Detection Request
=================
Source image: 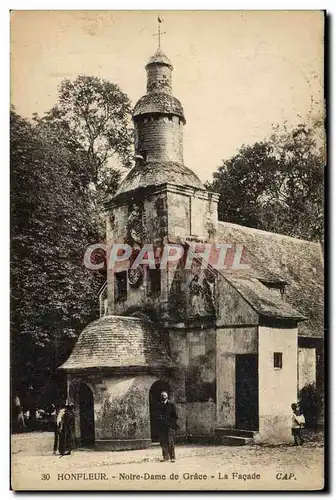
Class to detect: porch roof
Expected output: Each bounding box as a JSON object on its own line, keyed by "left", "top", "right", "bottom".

{"left": 60, "top": 315, "right": 173, "bottom": 371}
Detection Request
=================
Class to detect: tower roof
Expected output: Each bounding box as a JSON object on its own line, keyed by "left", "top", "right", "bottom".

{"left": 146, "top": 47, "right": 173, "bottom": 69}
{"left": 114, "top": 160, "right": 204, "bottom": 198}
{"left": 133, "top": 93, "right": 185, "bottom": 122}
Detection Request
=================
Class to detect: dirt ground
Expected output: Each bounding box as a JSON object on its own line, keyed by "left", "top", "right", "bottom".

{"left": 11, "top": 431, "right": 325, "bottom": 492}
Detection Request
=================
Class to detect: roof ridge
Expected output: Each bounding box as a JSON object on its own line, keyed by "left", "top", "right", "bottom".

{"left": 218, "top": 220, "right": 321, "bottom": 246}
{"left": 225, "top": 274, "right": 306, "bottom": 320}
{"left": 93, "top": 314, "right": 148, "bottom": 322}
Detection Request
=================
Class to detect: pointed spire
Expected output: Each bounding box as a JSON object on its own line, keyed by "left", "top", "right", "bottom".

{"left": 147, "top": 16, "right": 172, "bottom": 70}
{"left": 155, "top": 16, "right": 166, "bottom": 49}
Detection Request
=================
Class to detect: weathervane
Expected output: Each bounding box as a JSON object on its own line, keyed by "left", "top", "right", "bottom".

{"left": 153, "top": 16, "right": 166, "bottom": 49}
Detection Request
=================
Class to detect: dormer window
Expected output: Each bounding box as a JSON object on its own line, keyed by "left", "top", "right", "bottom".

{"left": 258, "top": 278, "right": 288, "bottom": 300}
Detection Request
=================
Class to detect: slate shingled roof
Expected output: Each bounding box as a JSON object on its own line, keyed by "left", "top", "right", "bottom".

{"left": 186, "top": 244, "right": 304, "bottom": 323}
{"left": 217, "top": 221, "right": 324, "bottom": 337}
{"left": 114, "top": 160, "right": 204, "bottom": 197}
{"left": 133, "top": 93, "right": 185, "bottom": 122}
{"left": 60, "top": 315, "right": 173, "bottom": 370}
{"left": 225, "top": 275, "right": 305, "bottom": 321}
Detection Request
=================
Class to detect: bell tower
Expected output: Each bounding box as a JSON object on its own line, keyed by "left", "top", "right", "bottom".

{"left": 133, "top": 47, "right": 185, "bottom": 165}
{"left": 105, "top": 28, "right": 220, "bottom": 318}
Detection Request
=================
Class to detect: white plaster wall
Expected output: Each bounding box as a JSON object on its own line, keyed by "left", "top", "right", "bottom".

{"left": 298, "top": 347, "right": 316, "bottom": 390}
{"left": 258, "top": 326, "right": 297, "bottom": 443}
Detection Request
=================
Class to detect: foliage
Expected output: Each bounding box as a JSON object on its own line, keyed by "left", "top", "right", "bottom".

{"left": 299, "top": 383, "right": 323, "bottom": 429}
{"left": 37, "top": 75, "right": 134, "bottom": 200}
{"left": 10, "top": 109, "right": 105, "bottom": 406}
{"left": 207, "top": 123, "right": 325, "bottom": 242}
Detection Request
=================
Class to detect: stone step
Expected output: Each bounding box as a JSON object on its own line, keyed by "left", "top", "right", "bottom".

{"left": 217, "top": 435, "right": 252, "bottom": 446}
{"left": 215, "top": 428, "right": 256, "bottom": 439}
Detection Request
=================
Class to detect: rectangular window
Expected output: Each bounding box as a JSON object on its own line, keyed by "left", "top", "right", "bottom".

{"left": 115, "top": 271, "right": 127, "bottom": 302}
{"left": 155, "top": 197, "right": 164, "bottom": 213}
{"left": 148, "top": 267, "right": 161, "bottom": 297}
{"left": 274, "top": 352, "right": 283, "bottom": 369}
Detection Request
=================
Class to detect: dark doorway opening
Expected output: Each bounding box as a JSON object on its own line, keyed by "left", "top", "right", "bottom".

{"left": 149, "top": 380, "right": 170, "bottom": 442}
{"left": 79, "top": 383, "right": 95, "bottom": 446}
{"left": 235, "top": 354, "right": 258, "bottom": 430}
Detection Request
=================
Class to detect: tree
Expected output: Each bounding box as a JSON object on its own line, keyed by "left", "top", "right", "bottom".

{"left": 207, "top": 123, "right": 324, "bottom": 242}
{"left": 37, "top": 75, "right": 134, "bottom": 199}
{"left": 11, "top": 109, "right": 105, "bottom": 410}
{"left": 11, "top": 75, "right": 134, "bottom": 414}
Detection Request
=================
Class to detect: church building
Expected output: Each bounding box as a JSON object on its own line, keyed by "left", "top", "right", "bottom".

{"left": 61, "top": 44, "right": 324, "bottom": 448}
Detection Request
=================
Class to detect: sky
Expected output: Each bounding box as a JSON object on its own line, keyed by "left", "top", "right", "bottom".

{"left": 10, "top": 10, "right": 324, "bottom": 182}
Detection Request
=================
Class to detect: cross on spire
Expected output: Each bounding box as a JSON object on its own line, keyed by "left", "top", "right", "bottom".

{"left": 153, "top": 16, "right": 166, "bottom": 49}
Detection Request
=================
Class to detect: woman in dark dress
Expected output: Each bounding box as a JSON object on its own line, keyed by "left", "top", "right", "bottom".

{"left": 59, "top": 404, "right": 74, "bottom": 456}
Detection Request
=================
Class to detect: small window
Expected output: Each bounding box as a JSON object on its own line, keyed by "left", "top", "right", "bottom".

{"left": 148, "top": 267, "right": 161, "bottom": 297}
{"left": 140, "top": 150, "right": 147, "bottom": 161}
{"left": 115, "top": 271, "right": 127, "bottom": 302}
{"left": 155, "top": 198, "right": 164, "bottom": 214}
{"left": 274, "top": 352, "right": 283, "bottom": 369}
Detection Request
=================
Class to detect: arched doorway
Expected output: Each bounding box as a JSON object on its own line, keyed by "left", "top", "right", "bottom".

{"left": 149, "top": 380, "right": 170, "bottom": 442}
{"left": 79, "top": 383, "right": 95, "bottom": 446}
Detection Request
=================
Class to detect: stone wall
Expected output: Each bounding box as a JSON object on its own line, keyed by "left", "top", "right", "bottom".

{"left": 216, "top": 275, "right": 259, "bottom": 326}
{"left": 216, "top": 327, "right": 258, "bottom": 427}
{"left": 107, "top": 193, "right": 169, "bottom": 248}
{"left": 166, "top": 190, "right": 218, "bottom": 242}
{"left": 69, "top": 374, "right": 159, "bottom": 450}
{"left": 190, "top": 196, "right": 218, "bottom": 241}
{"left": 258, "top": 326, "right": 297, "bottom": 443}
{"left": 169, "top": 327, "right": 216, "bottom": 436}
{"left": 185, "top": 402, "right": 216, "bottom": 435}
{"left": 106, "top": 187, "right": 219, "bottom": 319}
{"left": 166, "top": 192, "right": 190, "bottom": 239}
{"left": 106, "top": 193, "right": 169, "bottom": 318}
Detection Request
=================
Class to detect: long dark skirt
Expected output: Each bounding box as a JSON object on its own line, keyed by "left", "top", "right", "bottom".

{"left": 59, "top": 414, "right": 73, "bottom": 455}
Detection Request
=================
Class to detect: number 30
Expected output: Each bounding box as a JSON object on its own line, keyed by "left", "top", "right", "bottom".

{"left": 41, "top": 474, "right": 50, "bottom": 480}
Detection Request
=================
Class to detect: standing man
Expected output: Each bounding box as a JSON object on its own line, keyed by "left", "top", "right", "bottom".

{"left": 157, "top": 391, "right": 178, "bottom": 462}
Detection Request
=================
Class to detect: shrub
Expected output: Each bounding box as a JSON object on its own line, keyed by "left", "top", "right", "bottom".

{"left": 299, "top": 383, "right": 323, "bottom": 429}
